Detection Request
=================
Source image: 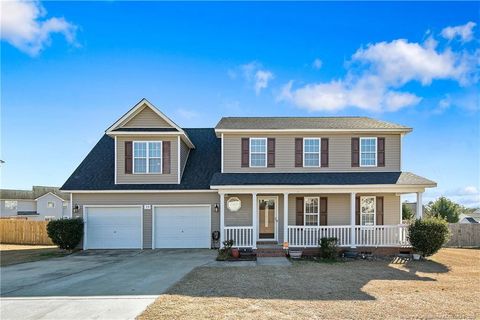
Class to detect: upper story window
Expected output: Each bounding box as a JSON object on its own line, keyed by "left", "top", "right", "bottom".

{"left": 360, "top": 196, "right": 376, "bottom": 226}
{"left": 303, "top": 138, "right": 320, "bottom": 167}
{"left": 360, "top": 137, "right": 377, "bottom": 167}
{"left": 5, "top": 200, "right": 17, "bottom": 210}
{"left": 304, "top": 197, "right": 319, "bottom": 226}
{"left": 250, "top": 138, "right": 267, "bottom": 167}
{"left": 47, "top": 201, "right": 55, "bottom": 208}
{"left": 133, "top": 141, "right": 162, "bottom": 174}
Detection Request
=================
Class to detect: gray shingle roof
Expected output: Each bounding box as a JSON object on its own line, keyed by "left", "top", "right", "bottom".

{"left": 0, "top": 186, "right": 69, "bottom": 201}
{"left": 210, "top": 172, "right": 436, "bottom": 186}
{"left": 112, "top": 128, "right": 178, "bottom": 132}
{"left": 61, "top": 128, "right": 221, "bottom": 191}
{"left": 215, "top": 117, "right": 411, "bottom": 131}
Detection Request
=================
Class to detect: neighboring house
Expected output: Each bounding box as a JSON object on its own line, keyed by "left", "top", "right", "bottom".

{"left": 0, "top": 186, "right": 70, "bottom": 221}
{"left": 61, "top": 99, "right": 436, "bottom": 251}
{"left": 459, "top": 209, "right": 480, "bottom": 224}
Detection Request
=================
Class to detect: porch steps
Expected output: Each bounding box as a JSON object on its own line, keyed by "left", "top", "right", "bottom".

{"left": 255, "top": 243, "right": 286, "bottom": 257}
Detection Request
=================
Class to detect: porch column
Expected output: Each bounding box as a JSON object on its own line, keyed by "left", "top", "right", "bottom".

{"left": 219, "top": 192, "right": 225, "bottom": 248}
{"left": 350, "top": 192, "right": 356, "bottom": 248}
{"left": 252, "top": 192, "right": 257, "bottom": 249}
{"left": 416, "top": 192, "right": 423, "bottom": 219}
{"left": 283, "top": 192, "right": 289, "bottom": 248}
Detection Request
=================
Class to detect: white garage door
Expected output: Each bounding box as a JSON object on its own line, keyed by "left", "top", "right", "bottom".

{"left": 154, "top": 205, "right": 210, "bottom": 248}
{"left": 85, "top": 206, "right": 142, "bottom": 249}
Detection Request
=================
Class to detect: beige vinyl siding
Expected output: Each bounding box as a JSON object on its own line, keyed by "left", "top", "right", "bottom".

{"left": 223, "top": 133, "right": 400, "bottom": 172}
{"left": 116, "top": 135, "right": 178, "bottom": 184}
{"left": 288, "top": 193, "right": 400, "bottom": 226}
{"left": 180, "top": 139, "right": 190, "bottom": 178}
{"left": 224, "top": 194, "right": 252, "bottom": 226}
{"left": 120, "top": 106, "right": 173, "bottom": 128}
{"left": 73, "top": 192, "right": 219, "bottom": 249}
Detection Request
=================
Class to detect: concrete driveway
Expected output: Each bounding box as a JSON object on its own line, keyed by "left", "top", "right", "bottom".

{"left": 0, "top": 249, "right": 216, "bottom": 320}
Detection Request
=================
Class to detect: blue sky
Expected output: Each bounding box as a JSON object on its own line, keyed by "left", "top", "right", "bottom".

{"left": 1, "top": 1, "right": 479, "bottom": 207}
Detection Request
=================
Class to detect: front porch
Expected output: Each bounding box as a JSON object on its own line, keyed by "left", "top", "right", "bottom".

{"left": 218, "top": 190, "right": 424, "bottom": 249}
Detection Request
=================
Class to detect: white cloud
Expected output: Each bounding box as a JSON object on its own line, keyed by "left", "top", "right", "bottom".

{"left": 279, "top": 26, "right": 478, "bottom": 113}
{"left": 279, "top": 75, "right": 422, "bottom": 112}
{"left": 404, "top": 186, "right": 480, "bottom": 208}
{"left": 441, "top": 21, "right": 476, "bottom": 42}
{"left": 233, "top": 61, "right": 274, "bottom": 95}
{"left": 351, "top": 39, "right": 475, "bottom": 86}
{"left": 434, "top": 91, "right": 479, "bottom": 114}
{"left": 0, "top": 0, "right": 77, "bottom": 56}
{"left": 312, "top": 58, "right": 323, "bottom": 70}
{"left": 254, "top": 70, "right": 274, "bottom": 95}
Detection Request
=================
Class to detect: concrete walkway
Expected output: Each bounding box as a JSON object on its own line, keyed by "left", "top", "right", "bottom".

{"left": 1, "top": 249, "right": 216, "bottom": 320}
{"left": 206, "top": 257, "right": 291, "bottom": 267}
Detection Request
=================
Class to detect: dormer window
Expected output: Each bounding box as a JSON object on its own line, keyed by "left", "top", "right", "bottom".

{"left": 303, "top": 138, "right": 321, "bottom": 167}
{"left": 249, "top": 138, "right": 267, "bottom": 167}
{"left": 360, "top": 137, "right": 377, "bottom": 167}
{"left": 133, "top": 141, "right": 162, "bottom": 174}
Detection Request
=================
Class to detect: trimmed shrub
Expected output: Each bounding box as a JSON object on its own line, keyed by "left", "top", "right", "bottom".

{"left": 47, "top": 218, "right": 84, "bottom": 250}
{"left": 408, "top": 217, "right": 450, "bottom": 257}
{"left": 319, "top": 237, "right": 338, "bottom": 260}
{"left": 217, "top": 239, "right": 234, "bottom": 260}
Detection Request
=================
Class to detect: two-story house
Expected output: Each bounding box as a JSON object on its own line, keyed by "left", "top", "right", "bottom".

{"left": 0, "top": 186, "right": 70, "bottom": 221}
{"left": 61, "top": 99, "right": 436, "bottom": 252}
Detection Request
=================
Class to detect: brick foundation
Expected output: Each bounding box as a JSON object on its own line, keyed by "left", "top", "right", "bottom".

{"left": 291, "top": 246, "right": 412, "bottom": 257}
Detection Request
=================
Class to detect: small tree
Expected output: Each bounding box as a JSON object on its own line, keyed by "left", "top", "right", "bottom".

{"left": 408, "top": 217, "right": 450, "bottom": 257}
{"left": 47, "top": 218, "right": 84, "bottom": 251}
{"left": 319, "top": 237, "right": 337, "bottom": 260}
{"left": 402, "top": 203, "right": 414, "bottom": 221}
{"left": 425, "top": 197, "right": 461, "bottom": 223}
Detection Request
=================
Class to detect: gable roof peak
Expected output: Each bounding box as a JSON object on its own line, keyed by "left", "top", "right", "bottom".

{"left": 106, "top": 99, "right": 195, "bottom": 148}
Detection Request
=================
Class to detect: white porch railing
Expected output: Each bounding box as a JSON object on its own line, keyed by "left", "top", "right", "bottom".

{"left": 224, "top": 226, "right": 254, "bottom": 247}
{"left": 355, "top": 225, "right": 409, "bottom": 247}
{"left": 288, "top": 226, "right": 352, "bottom": 247}
{"left": 288, "top": 225, "right": 410, "bottom": 247}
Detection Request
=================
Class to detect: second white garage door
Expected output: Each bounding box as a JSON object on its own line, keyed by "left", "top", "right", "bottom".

{"left": 153, "top": 205, "right": 211, "bottom": 249}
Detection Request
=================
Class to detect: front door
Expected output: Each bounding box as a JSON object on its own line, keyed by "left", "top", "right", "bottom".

{"left": 258, "top": 197, "right": 277, "bottom": 240}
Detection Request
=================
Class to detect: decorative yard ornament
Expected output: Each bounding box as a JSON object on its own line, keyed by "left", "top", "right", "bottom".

{"left": 227, "top": 197, "right": 242, "bottom": 212}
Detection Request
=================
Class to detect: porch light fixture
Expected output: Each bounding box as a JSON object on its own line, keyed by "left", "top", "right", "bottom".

{"left": 214, "top": 203, "right": 219, "bottom": 212}
{"left": 73, "top": 204, "right": 79, "bottom": 213}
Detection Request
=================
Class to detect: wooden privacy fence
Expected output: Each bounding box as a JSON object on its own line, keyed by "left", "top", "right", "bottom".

{"left": 445, "top": 223, "right": 480, "bottom": 247}
{"left": 0, "top": 220, "right": 53, "bottom": 245}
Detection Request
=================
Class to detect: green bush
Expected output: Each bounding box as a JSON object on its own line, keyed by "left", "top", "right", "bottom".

{"left": 319, "top": 237, "right": 338, "bottom": 260}
{"left": 217, "top": 239, "right": 234, "bottom": 260}
{"left": 47, "top": 218, "right": 84, "bottom": 250}
{"left": 408, "top": 217, "right": 450, "bottom": 257}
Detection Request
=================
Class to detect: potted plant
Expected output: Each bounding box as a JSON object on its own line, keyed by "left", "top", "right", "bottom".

{"left": 289, "top": 250, "right": 302, "bottom": 259}
{"left": 231, "top": 247, "right": 240, "bottom": 259}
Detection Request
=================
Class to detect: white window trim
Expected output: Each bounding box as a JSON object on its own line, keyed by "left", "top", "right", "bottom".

{"left": 5, "top": 200, "right": 17, "bottom": 210}
{"left": 304, "top": 196, "right": 320, "bottom": 226}
{"left": 303, "top": 137, "right": 321, "bottom": 168}
{"left": 360, "top": 196, "right": 376, "bottom": 226}
{"left": 133, "top": 141, "right": 163, "bottom": 174}
{"left": 249, "top": 137, "right": 267, "bottom": 168}
{"left": 47, "top": 201, "right": 55, "bottom": 208}
{"left": 360, "top": 137, "right": 377, "bottom": 167}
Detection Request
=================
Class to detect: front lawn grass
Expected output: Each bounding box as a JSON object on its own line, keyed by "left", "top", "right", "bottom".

{"left": 139, "top": 248, "right": 480, "bottom": 320}
{"left": 0, "top": 244, "right": 69, "bottom": 266}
